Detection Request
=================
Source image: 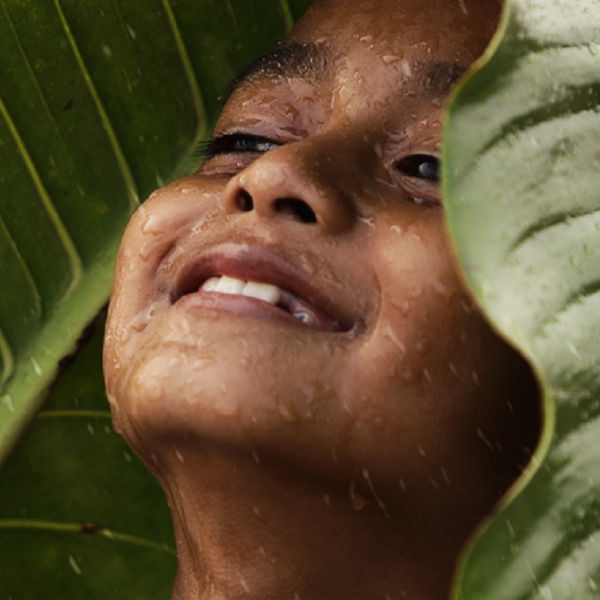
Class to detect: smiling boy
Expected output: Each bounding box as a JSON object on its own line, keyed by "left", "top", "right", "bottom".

{"left": 103, "top": 0, "right": 539, "bottom": 598}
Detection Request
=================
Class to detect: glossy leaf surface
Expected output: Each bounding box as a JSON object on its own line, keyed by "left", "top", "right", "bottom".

{"left": 444, "top": 0, "right": 600, "bottom": 597}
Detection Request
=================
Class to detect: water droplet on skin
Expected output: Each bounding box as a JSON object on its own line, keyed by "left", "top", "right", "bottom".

{"left": 384, "top": 325, "right": 406, "bottom": 355}
{"left": 141, "top": 212, "right": 163, "bottom": 235}
{"left": 251, "top": 450, "right": 261, "bottom": 465}
{"left": 348, "top": 480, "right": 367, "bottom": 511}
{"left": 323, "top": 494, "right": 331, "bottom": 508}
{"left": 381, "top": 54, "right": 399, "bottom": 65}
{"left": 239, "top": 576, "right": 250, "bottom": 593}
{"left": 362, "top": 469, "right": 389, "bottom": 517}
{"left": 278, "top": 400, "right": 298, "bottom": 423}
{"left": 130, "top": 303, "right": 159, "bottom": 332}
{"left": 477, "top": 428, "right": 494, "bottom": 452}
{"left": 440, "top": 467, "right": 451, "bottom": 486}
{"left": 214, "top": 395, "right": 240, "bottom": 417}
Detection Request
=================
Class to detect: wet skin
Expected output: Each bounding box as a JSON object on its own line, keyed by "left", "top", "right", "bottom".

{"left": 103, "top": 0, "right": 539, "bottom": 598}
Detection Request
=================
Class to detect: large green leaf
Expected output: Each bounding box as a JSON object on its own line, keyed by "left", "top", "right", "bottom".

{"left": 0, "top": 1, "right": 310, "bottom": 597}
{"left": 0, "top": 0, "right": 308, "bottom": 460}
{"left": 444, "top": 0, "right": 600, "bottom": 597}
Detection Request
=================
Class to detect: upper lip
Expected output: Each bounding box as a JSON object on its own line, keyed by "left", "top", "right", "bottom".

{"left": 171, "top": 243, "right": 356, "bottom": 332}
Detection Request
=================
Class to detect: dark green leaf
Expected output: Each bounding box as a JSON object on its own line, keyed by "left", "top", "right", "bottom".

{"left": 0, "top": 1, "right": 310, "bottom": 596}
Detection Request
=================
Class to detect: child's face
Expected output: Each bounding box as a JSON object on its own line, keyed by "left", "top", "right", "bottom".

{"left": 105, "top": 0, "right": 535, "bottom": 521}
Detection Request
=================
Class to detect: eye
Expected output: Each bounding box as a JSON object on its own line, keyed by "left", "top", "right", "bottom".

{"left": 394, "top": 154, "right": 440, "bottom": 182}
{"left": 197, "top": 132, "right": 280, "bottom": 161}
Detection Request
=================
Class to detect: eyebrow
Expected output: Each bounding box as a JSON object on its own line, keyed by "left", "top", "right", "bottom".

{"left": 224, "top": 41, "right": 467, "bottom": 102}
{"left": 413, "top": 61, "right": 468, "bottom": 97}
{"left": 224, "top": 42, "right": 331, "bottom": 97}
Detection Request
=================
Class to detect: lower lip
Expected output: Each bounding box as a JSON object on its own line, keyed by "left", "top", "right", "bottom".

{"left": 175, "top": 290, "right": 315, "bottom": 329}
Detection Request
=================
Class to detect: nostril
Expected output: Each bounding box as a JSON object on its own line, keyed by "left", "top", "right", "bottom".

{"left": 274, "top": 198, "right": 317, "bottom": 224}
{"left": 237, "top": 190, "right": 254, "bottom": 212}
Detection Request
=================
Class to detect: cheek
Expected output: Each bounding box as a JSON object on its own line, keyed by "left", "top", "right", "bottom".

{"left": 103, "top": 180, "right": 224, "bottom": 402}
{"left": 333, "top": 221, "right": 519, "bottom": 484}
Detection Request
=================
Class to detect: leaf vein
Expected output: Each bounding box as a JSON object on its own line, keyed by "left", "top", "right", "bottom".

{"left": 510, "top": 207, "right": 600, "bottom": 251}
{"left": 53, "top": 0, "right": 139, "bottom": 212}
{"left": 0, "top": 94, "right": 82, "bottom": 302}
{"left": 0, "top": 519, "right": 175, "bottom": 555}
{"left": 161, "top": 0, "right": 208, "bottom": 145}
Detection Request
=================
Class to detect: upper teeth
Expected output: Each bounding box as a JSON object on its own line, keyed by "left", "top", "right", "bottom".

{"left": 201, "top": 275, "right": 281, "bottom": 304}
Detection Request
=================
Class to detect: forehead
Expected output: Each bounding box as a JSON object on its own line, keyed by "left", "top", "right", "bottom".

{"left": 287, "top": 0, "right": 500, "bottom": 65}
{"left": 227, "top": 0, "right": 499, "bottom": 108}
{"left": 233, "top": 42, "right": 466, "bottom": 100}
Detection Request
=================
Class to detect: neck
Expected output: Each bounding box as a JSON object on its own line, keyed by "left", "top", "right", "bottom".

{"left": 150, "top": 441, "right": 464, "bottom": 600}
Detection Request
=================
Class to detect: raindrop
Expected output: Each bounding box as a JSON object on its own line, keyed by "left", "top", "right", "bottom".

{"left": 30, "top": 358, "right": 42, "bottom": 376}
{"left": 68, "top": 555, "right": 82, "bottom": 576}
{"left": 362, "top": 469, "right": 389, "bottom": 517}
{"left": 1, "top": 395, "right": 14, "bottom": 413}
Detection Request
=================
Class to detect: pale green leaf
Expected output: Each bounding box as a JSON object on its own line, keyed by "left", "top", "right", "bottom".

{"left": 445, "top": 0, "right": 600, "bottom": 597}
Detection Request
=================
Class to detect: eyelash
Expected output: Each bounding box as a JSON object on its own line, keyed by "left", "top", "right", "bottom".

{"left": 197, "top": 133, "right": 439, "bottom": 184}
{"left": 196, "top": 133, "right": 280, "bottom": 161}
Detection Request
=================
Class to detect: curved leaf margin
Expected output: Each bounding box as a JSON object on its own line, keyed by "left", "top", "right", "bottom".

{"left": 444, "top": 0, "right": 600, "bottom": 597}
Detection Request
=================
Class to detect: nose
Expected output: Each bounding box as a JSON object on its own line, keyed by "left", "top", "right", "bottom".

{"left": 222, "top": 142, "right": 355, "bottom": 234}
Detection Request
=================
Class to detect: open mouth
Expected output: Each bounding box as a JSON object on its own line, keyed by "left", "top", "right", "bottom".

{"left": 175, "top": 271, "right": 348, "bottom": 332}
{"left": 171, "top": 246, "right": 356, "bottom": 333}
